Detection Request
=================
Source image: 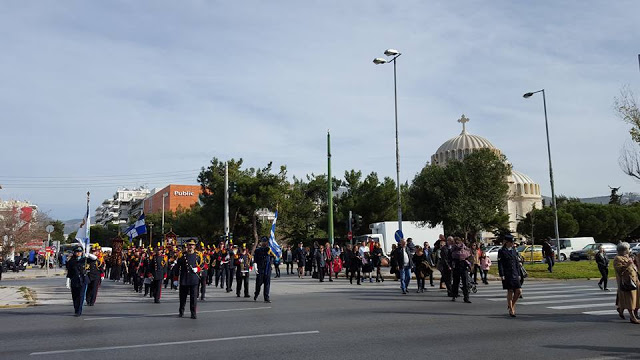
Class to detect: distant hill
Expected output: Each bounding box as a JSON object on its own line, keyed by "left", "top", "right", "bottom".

{"left": 542, "top": 193, "right": 640, "bottom": 205}
{"left": 62, "top": 217, "right": 96, "bottom": 233}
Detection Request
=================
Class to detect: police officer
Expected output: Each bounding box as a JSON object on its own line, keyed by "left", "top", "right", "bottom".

{"left": 253, "top": 237, "right": 272, "bottom": 303}
{"left": 66, "top": 246, "right": 91, "bottom": 316}
{"left": 177, "top": 239, "right": 202, "bottom": 319}
{"left": 149, "top": 247, "right": 168, "bottom": 303}
{"left": 85, "top": 245, "right": 103, "bottom": 306}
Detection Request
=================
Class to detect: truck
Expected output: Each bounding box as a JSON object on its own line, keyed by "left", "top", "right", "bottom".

{"left": 354, "top": 221, "right": 444, "bottom": 256}
{"left": 549, "top": 237, "right": 595, "bottom": 261}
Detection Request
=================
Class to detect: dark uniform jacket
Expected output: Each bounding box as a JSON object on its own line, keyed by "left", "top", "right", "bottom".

{"left": 177, "top": 252, "right": 201, "bottom": 286}
{"left": 149, "top": 255, "right": 168, "bottom": 280}
{"left": 294, "top": 247, "right": 306, "bottom": 266}
{"left": 253, "top": 246, "right": 272, "bottom": 275}
{"left": 595, "top": 252, "right": 609, "bottom": 268}
{"left": 393, "top": 246, "right": 413, "bottom": 269}
{"left": 66, "top": 256, "right": 88, "bottom": 288}
{"left": 87, "top": 257, "right": 101, "bottom": 281}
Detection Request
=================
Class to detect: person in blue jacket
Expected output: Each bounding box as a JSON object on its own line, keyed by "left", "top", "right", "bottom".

{"left": 253, "top": 237, "right": 272, "bottom": 303}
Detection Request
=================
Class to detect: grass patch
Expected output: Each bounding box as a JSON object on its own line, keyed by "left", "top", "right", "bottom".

{"left": 488, "top": 260, "right": 614, "bottom": 279}
{"left": 17, "top": 286, "right": 34, "bottom": 301}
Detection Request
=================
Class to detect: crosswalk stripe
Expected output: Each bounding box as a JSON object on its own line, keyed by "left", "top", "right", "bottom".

{"left": 548, "top": 303, "right": 613, "bottom": 310}
{"left": 485, "top": 292, "right": 612, "bottom": 301}
{"left": 475, "top": 287, "right": 594, "bottom": 297}
{"left": 582, "top": 310, "right": 619, "bottom": 316}
{"left": 518, "top": 296, "right": 614, "bottom": 305}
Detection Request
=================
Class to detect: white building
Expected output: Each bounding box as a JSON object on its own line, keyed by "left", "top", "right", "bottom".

{"left": 95, "top": 187, "right": 150, "bottom": 226}
{"left": 430, "top": 115, "right": 543, "bottom": 238}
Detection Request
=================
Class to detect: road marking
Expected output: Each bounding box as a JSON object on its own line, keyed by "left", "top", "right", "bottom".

{"left": 83, "top": 307, "right": 271, "bottom": 321}
{"left": 547, "top": 302, "right": 613, "bottom": 310}
{"left": 485, "top": 293, "right": 607, "bottom": 301}
{"left": 475, "top": 287, "right": 594, "bottom": 297}
{"left": 30, "top": 330, "right": 320, "bottom": 355}
{"left": 582, "top": 310, "right": 619, "bottom": 316}
{"left": 518, "top": 296, "right": 614, "bottom": 305}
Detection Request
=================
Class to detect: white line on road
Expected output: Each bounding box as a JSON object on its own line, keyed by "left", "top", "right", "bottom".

{"left": 475, "top": 287, "right": 594, "bottom": 297}
{"left": 83, "top": 307, "right": 271, "bottom": 321}
{"left": 518, "top": 296, "right": 614, "bottom": 305}
{"left": 582, "top": 310, "right": 619, "bottom": 316}
{"left": 547, "top": 303, "right": 613, "bottom": 310}
{"left": 30, "top": 330, "right": 320, "bottom": 355}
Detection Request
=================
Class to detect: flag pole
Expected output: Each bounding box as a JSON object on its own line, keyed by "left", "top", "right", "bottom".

{"left": 85, "top": 191, "right": 90, "bottom": 251}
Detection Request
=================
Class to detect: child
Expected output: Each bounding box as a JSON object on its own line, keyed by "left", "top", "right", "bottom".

{"left": 479, "top": 251, "right": 492, "bottom": 285}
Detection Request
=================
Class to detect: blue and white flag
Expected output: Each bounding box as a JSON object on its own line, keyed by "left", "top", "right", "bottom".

{"left": 125, "top": 213, "right": 147, "bottom": 239}
{"left": 268, "top": 210, "right": 281, "bottom": 258}
{"left": 75, "top": 199, "right": 91, "bottom": 251}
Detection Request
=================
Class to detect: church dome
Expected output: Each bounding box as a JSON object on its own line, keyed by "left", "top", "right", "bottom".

{"left": 431, "top": 115, "right": 501, "bottom": 166}
{"left": 509, "top": 169, "right": 541, "bottom": 196}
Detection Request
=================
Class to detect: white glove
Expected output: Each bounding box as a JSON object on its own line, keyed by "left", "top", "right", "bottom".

{"left": 192, "top": 267, "right": 198, "bottom": 273}
{"left": 87, "top": 253, "right": 97, "bottom": 260}
{"left": 66, "top": 278, "right": 71, "bottom": 289}
{"left": 101, "top": 276, "right": 105, "bottom": 281}
{"left": 253, "top": 263, "right": 259, "bottom": 274}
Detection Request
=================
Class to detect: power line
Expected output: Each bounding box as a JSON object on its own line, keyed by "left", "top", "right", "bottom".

{"left": 0, "top": 169, "right": 202, "bottom": 180}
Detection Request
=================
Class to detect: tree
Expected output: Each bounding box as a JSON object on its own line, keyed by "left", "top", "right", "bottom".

{"left": 279, "top": 175, "right": 326, "bottom": 244}
{"left": 0, "top": 206, "right": 47, "bottom": 258}
{"left": 408, "top": 149, "right": 511, "bottom": 238}
{"left": 516, "top": 207, "right": 579, "bottom": 240}
{"left": 48, "top": 220, "right": 66, "bottom": 243}
{"left": 615, "top": 86, "right": 640, "bottom": 180}
{"left": 198, "top": 158, "right": 288, "bottom": 245}
{"left": 89, "top": 224, "right": 120, "bottom": 247}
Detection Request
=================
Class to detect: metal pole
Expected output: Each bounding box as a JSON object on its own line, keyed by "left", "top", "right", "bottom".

{"left": 327, "top": 131, "right": 334, "bottom": 246}
{"left": 348, "top": 210, "right": 352, "bottom": 245}
{"left": 149, "top": 223, "right": 153, "bottom": 248}
{"left": 161, "top": 193, "right": 166, "bottom": 235}
{"left": 47, "top": 233, "right": 50, "bottom": 275}
{"left": 542, "top": 90, "right": 561, "bottom": 261}
{"left": 392, "top": 58, "right": 403, "bottom": 232}
{"left": 224, "top": 162, "right": 230, "bottom": 238}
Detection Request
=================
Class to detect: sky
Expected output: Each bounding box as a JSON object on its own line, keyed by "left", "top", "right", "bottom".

{"left": 1, "top": 1, "right": 639, "bottom": 221}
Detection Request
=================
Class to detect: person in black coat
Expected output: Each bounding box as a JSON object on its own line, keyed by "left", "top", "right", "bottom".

{"left": 595, "top": 245, "right": 610, "bottom": 291}
{"left": 294, "top": 242, "right": 306, "bottom": 278}
{"left": 343, "top": 244, "right": 353, "bottom": 280}
{"left": 149, "top": 247, "right": 168, "bottom": 303}
{"left": 66, "top": 246, "right": 90, "bottom": 316}
{"left": 372, "top": 242, "right": 384, "bottom": 282}
{"left": 350, "top": 245, "right": 362, "bottom": 285}
{"left": 85, "top": 246, "right": 103, "bottom": 306}
{"left": 177, "top": 240, "right": 202, "bottom": 319}
{"left": 497, "top": 235, "right": 522, "bottom": 317}
{"left": 253, "top": 237, "right": 272, "bottom": 303}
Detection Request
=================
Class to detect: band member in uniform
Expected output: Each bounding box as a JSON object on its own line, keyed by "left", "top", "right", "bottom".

{"left": 199, "top": 242, "right": 210, "bottom": 301}
{"left": 85, "top": 244, "right": 104, "bottom": 306}
{"left": 177, "top": 239, "right": 202, "bottom": 319}
{"left": 217, "top": 243, "right": 228, "bottom": 289}
{"left": 66, "top": 246, "right": 92, "bottom": 316}
{"left": 236, "top": 244, "right": 251, "bottom": 298}
{"left": 253, "top": 237, "right": 272, "bottom": 303}
{"left": 206, "top": 246, "right": 215, "bottom": 286}
{"left": 226, "top": 245, "right": 237, "bottom": 293}
{"left": 149, "top": 247, "right": 168, "bottom": 303}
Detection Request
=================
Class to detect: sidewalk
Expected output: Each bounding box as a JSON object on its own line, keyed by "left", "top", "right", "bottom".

{"left": 0, "top": 286, "right": 35, "bottom": 308}
{"left": 1, "top": 267, "right": 65, "bottom": 280}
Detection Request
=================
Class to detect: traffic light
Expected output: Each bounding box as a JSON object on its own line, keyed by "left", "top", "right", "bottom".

{"left": 353, "top": 214, "right": 363, "bottom": 229}
{"left": 229, "top": 181, "right": 238, "bottom": 194}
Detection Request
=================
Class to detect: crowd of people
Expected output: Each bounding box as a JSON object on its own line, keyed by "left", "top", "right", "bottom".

{"left": 60, "top": 233, "right": 640, "bottom": 324}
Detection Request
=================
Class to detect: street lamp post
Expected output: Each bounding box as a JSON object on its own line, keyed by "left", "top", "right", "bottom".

{"left": 161, "top": 192, "right": 168, "bottom": 235}
{"left": 373, "top": 49, "right": 403, "bottom": 232}
{"left": 523, "top": 89, "right": 561, "bottom": 261}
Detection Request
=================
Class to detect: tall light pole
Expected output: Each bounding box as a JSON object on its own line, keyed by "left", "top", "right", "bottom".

{"left": 161, "top": 192, "right": 168, "bottom": 236}
{"left": 327, "top": 131, "right": 334, "bottom": 246}
{"left": 373, "top": 48, "right": 403, "bottom": 232}
{"left": 523, "top": 89, "right": 560, "bottom": 261}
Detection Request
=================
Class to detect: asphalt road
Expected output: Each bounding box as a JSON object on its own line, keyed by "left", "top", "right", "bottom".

{"left": 0, "top": 275, "right": 638, "bottom": 360}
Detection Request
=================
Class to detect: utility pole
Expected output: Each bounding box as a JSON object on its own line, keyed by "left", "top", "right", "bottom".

{"left": 224, "top": 161, "right": 230, "bottom": 239}
{"left": 327, "top": 131, "right": 334, "bottom": 246}
{"left": 148, "top": 222, "right": 154, "bottom": 248}
{"left": 348, "top": 210, "right": 352, "bottom": 245}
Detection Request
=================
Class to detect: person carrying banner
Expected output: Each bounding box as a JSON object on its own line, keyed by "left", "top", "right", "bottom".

{"left": 253, "top": 237, "right": 272, "bottom": 303}
{"left": 177, "top": 239, "right": 202, "bottom": 319}
{"left": 66, "top": 245, "right": 92, "bottom": 316}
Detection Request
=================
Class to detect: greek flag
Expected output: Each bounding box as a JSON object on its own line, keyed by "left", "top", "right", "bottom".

{"left": 75, "top": 200, "right": 90, "bottom": 251}
{"left": 125, "top": 213, "right": 147, "bottom": 239}
{"left": 268, "top": 210, "right": 281, "bottom": 258}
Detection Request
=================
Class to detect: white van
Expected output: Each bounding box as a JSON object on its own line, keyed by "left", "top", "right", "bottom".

{"left": 550, "top": 237, "right": 595, "bottom": 261}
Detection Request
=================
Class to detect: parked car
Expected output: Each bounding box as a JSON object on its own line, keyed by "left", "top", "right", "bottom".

{"left": 517, "top": 245, "right": 543, "bottom": 262}
{"left": 629, "top": 242, "right": 640, "bottom": 256}
{"left": 570, "top": 243, "right": 616, "bottom": 261}
{"left": 487, "top": 246, "right": 501, "bottom": 262}
{"left": 550, "top": 237, "right": 595, "bottom": 261}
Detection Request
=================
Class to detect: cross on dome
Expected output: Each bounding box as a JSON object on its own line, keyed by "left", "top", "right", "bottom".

{"left": 458, "top": 114, "right": 469, "bottom": 134}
